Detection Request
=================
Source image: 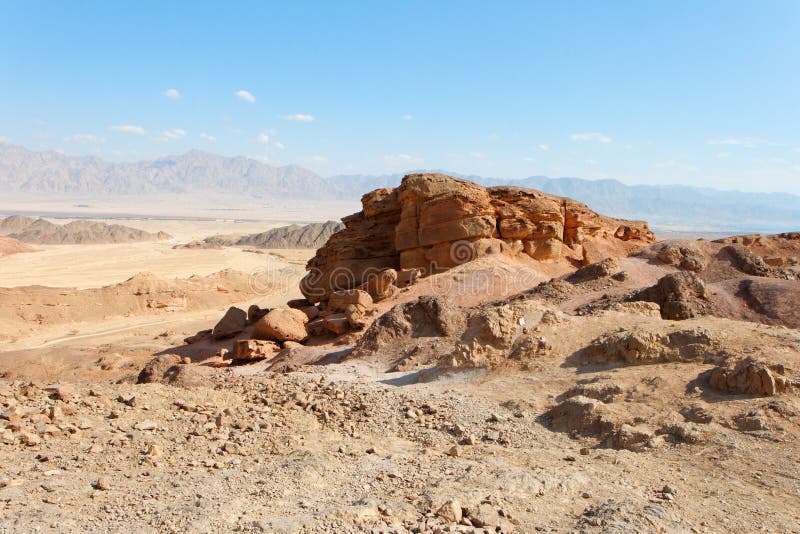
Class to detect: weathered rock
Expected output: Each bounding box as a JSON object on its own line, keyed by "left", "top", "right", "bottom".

{"left": 184, "top": 329, "right": 212, "bottom": 344}
{"left": 656, "top": 243, "right": 707, "bottom": 272}
{"left": 137, "top": 355, "right": 181, "bottom": 384}
{"left": 137, "top": 356, "right": 217, "bottom": 387}
{"left": 562, "top": 382, "right": 623, "bottom": 403}
{"left": 613, "top": 424, "right": 655, "bottom": 451}
{"left": 247, "top": 304, "right": 268, "bottom": 324}
{"left": 709, "top": 356, "right": 794, "bottom": 396}
{"left": 631, "top": 271, "right": 708, "bottom": 320}
{"left": 660, "top": 422, "right": 704, "bottom": 444}
{"left": 567, "top": 257, "right": 621, "bottom": 283}
{"left": 362, "top": 268, "right": 398, "bottom": 302}
{"left": 253, "top": 308, "right": 309, "bottom": 342}
{"left": 546, "top": 396, "right": 614, "bottom": 435}
{"left": 588, "top": 327, "right": 714, "bottom": 365}
{"left": 724, "top": 245, "right": 772, "bottom": 276}
{"left": 323, "top": 314, "right": 350, "bottom": 336}
{"left": 301, "top": 173, "right": 654, "bottom": 302}
{"left": 354, "top": 296, "right": 467, "bottom": 356}
{"left": 436, "top": 499, "right": 463, "bottom": 524}
{"left": 344, "top": 304, "right": 368, "bottom": 330}
{"left": 233, "top": 339, "right": 280, "bottom": 361}
{"left": 327, "top": 289, "right": 373, "bottom": 312}
{"left": 212, "top": 307, "right": 247, "bottom": 339}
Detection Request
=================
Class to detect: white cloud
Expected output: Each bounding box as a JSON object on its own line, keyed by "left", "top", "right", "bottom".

{"left": 162, "top": 129, "right": 186, "bottom": 140}
{"left": 32, "top": 118, "right": 47, "bottom": 126}
{"left": 163, "top": 88, "right": 181, "bottom": 100}
{"left": 707, "top": 137, "right": 767, "bottom": 148}
{"left": 64, "top": 134, "right": 106, "bottom": 144}
{"left": 468, "top": 151, "right": 488, "bottom": 159}
{"left": 274, "top": 141, "right": 285, "bottom": 149}
{"left": 110, "top": 124, "right": 146, "bottom": 135}
{"left": 571, "top": 132, "right": 612, "bottom": 143}
{"left": 0, "top": 136, "right": 11, "bottom": 144}
{"left": 282, "top": 113, "right": 314, "bottom": 122}
{"left": 152, "top": 129, "right": 186, "bottom": 142}
{"left": 235, "top": 90, "right": 256, "bottom": 104}
{"left": 200, "top": 132, "right": 217, "bottom": 142}
{"left": 310, "top": 155, "right": 328, "bottom": 163}
{"left": 257, "top": 133, "right": 270, "bottom": 144}
{"left": 403, "top": 114, "right": 413, "bottom": 121}
{"left": 716, "top": 152, "right": 732, "bottom": 159}
{"left": 536, "top": 144, "right": 550, "bottom": 151}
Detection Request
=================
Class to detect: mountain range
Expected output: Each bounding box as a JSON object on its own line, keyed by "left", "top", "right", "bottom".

{"left": 2, "top": 143, "right": 799, "bottom": 232}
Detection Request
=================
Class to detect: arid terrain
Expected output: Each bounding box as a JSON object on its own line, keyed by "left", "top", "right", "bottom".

{"left": 2, "top": 174, "right": 800, "bottom": 533}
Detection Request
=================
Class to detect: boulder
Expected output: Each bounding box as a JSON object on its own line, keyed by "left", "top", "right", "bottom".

{"left": 253, "top": 308, "right": 309, "bottom": 342}
{"left": 328, "top": 289, "right": 373, "bottom": 312}
{"left": 137, "top": 355, "right": 216, "bottom": 387}
{"left": 631, "top": 271, "right": 707, "bottom": 320}
{"left": 233, "top": 339, "right": 280, "bottom": 361}
{"left": 709, "top": 356, "right": 794, "bottom": 396}
{"left": 323, "top": 314, "right": 350, "bottom": 336}
{"left": 212, "top": 307, "right": 247, "bottom": 339}
{"left": 362, "top": 268, "right": 398, "bottom": 301}
{"left": 546, "top": 396, "right": 614, "bottom": 435}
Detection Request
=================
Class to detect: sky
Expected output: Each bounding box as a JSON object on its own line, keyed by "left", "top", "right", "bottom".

{"left": 1, "top": 1, "right": 799, "bottom": 193}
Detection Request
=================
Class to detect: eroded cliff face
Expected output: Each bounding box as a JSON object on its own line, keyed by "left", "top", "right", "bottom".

{"left": 301, "top": 173, "right": 654, "bottom": 302}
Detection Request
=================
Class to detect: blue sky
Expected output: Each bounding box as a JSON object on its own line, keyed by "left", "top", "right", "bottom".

{"left": 2, "top": 1, "right": 799, "bottom": 193}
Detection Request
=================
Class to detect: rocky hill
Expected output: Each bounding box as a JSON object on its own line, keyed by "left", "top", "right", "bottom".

{"left": 0, "top": 216, "right": 171, "bottom": 244}
{"left": 200, "top": 221, "right": 344, "bottom": 249}
{"left": 0, "top": 237, "right": 35, "bottom": 257}
{"left": 301, "top": 173, "right": 655, "bottom": 301}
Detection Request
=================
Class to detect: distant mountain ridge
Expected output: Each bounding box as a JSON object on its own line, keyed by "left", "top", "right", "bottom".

{"left": 0, "top": 143, "right": 330, "bottom": 198}
{"left": 2, "top": 143, "right": 799, "bottom": 232}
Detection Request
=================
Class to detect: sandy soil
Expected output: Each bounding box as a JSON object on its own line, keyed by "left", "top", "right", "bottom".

{"left": 0, "top": 242, "right": 311, "bottom": 289}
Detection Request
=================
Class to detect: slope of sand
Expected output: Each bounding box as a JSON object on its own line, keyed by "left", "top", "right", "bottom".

{"left": 0, "top": 241, "right": 310, "bottom": 289}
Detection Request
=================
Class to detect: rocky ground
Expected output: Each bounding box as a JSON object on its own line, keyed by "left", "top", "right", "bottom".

{"left": 2, "top": 175, "right": 800, "bottom": 532}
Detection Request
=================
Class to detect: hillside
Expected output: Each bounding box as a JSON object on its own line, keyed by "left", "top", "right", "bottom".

{"left": 0, "top": 216, "right": 171, "bottom": 244}
{"left": 198, "top": 221, "right": 344, "bottom": 249}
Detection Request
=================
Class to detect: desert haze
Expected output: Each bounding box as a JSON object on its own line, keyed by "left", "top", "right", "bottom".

{"left": 2, "top": 2, "right": 800, "bottom": 533}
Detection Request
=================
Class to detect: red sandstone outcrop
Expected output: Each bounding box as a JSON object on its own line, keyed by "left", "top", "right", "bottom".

{"left": 301, "top": 173, "right": 654, "bottom": 302}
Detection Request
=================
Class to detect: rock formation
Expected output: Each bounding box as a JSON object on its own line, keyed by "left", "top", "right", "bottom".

{"left": 0, "top": 216, "right": 171, "bottom": 244}
{"left": 301, "top": 173, "right": 654, "bottom": 302}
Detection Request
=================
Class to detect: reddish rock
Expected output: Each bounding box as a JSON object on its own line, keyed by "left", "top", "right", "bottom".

{"left": 233, "top": 339, "right": 280, "bottom": 361}
{"left": 212, "top": 306, "right": 247, "bottom": 339}
{"left": 327, "top": 289, "right": 373, "bottom": 312}
{"left": 301, "top": 173, "right": 654, "bottom": 302}
{"left": 253, "top": 308, "right": 309, "bottom": 342}
{"left": 323, "top": 314, "right": 350, "bottom": 335}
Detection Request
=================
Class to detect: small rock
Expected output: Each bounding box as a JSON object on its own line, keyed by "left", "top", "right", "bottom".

{"left": 436, "top": 499, "right": 463, "bottom": 524}
{"left": 446, "top": 445, "right": 461, "bottom": 457}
